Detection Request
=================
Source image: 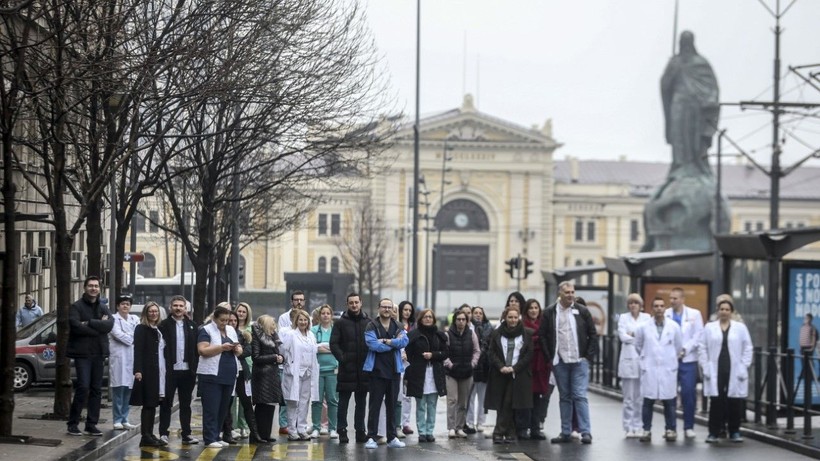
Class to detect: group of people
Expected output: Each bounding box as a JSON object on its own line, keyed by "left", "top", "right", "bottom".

{"left": 62, "top": 275, "right": 753, "bottom": 450}
{"left": 617, "top": 287, "right": 753, "bottom": 444}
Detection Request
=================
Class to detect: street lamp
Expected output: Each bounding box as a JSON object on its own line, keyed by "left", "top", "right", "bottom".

{"left": 431, "top": 142, "right": 453, "bottom": 311}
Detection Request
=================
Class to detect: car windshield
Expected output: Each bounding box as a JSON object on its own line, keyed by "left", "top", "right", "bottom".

{"left": 16, "top": 311, "right": 56, "bottom": 339}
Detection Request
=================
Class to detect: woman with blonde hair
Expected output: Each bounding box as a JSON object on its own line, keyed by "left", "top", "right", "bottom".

{"left": 252, "top": 315, "right": 284, "bottom": 443}
{"left": 618, "top": 293, "right": 651, "bottom": 438}
{"left": 281, "top": 309, "right": 319, "bottom": 441}
{"left": 131, "top": 302, "right": 167, "bottom": 447}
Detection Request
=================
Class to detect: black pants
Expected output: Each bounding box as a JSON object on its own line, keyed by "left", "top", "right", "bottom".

{"left": 68, "top": 356, "right": 105, "bottom": 427}
{"left": 337, "top": 390, "right": 368, "bottom": 434}
{"left": 233, "top": 376, "right": 258, "bottom": 437}
{"left": 222, "top": 396, "right": 234, "bottom": 439}
{"left": 160, "top": 370, "right": 196, "bottom": 437}
{"left": 141, "top": 405, "right": 157, "bottom": 438}
{"left": 514, "top": 391, "right": 549, "bottom": 433}
{"left": 367, "top": 376, "right": 399, "bottom": 440}
{"left": 494, "top": 378, "right": 515, "bottom": 438}
{"left": 255, "top": 403, "right": 276, "bottom": 441}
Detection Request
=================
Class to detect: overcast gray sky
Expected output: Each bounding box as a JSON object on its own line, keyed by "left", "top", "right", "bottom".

{"left": 363, "top": 0, "right": 820, "bottom": 168}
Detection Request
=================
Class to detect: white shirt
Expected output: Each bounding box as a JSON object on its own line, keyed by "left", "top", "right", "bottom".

{"left": 173, "top": 319, "right": 189, "bottom": 371}
{"left": 557, "top": 304, "right": 580, "bottom": 363}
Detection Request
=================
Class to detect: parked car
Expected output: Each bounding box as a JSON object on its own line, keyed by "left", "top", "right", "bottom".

{"left": 14, "top": 311, "right": 114, "bottom": 392}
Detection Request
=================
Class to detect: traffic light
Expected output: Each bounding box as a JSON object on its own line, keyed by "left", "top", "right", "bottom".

{"left": 505, "top": 257, "right": 519, "bottom": 279}
{"left": 523, "top": 258, "right": 534, "bottom": 279}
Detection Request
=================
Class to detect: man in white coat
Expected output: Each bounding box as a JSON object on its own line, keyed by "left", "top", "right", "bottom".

{"left": 664, "top": 287, "right": 703, "bottom": 439}
{"left": 636, "top": 296, "right": 683, "bottom": 443}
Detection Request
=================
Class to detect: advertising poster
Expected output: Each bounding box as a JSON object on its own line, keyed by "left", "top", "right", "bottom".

{"left": 576, "top": 288, "right": 609, "bottom": 336}
{"left": 641, "top": 281, "right": 710, "bottom": 322}
{"left": 785, "top": 265, "right": 820, "bottom": 405}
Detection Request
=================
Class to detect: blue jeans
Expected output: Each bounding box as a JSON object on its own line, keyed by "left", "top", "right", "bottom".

{"left": 111, "top": 386, "right": 132, "bottom": 424}
{"left": 678, "top": 361, "right": 697, "bottom": 430}
{"left": 552, "top": 359, "right": 591, "bottom": 435}
{"left": 278, "top": 369, "right": 288, "bottom": 428}
{"left": 68, "top": 356, "right": 105, "bottom": 427}
{"left": 642, "top": 398, "right": 677, "bottom": 431}
{"left": 312, "top": 372, "right": 338, "bottom": 432}
{"left": 199, "top": 379, "right": 234, "bottom": 444}
{"left": 415, "top": 393, "right": 438, "bottom": 436}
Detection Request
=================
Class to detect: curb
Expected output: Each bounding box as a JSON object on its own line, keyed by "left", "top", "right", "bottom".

{"left": 588, "top": 384, "right": 820, "bottom": 459}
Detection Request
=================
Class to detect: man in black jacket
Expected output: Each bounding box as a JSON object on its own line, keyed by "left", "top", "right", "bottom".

{"left": 158, "top": 295, "right": 200, "bottom": 445}
{"left": 539, "top": 281, "right": 597, "bottom": 445}
{"left": 330, "top": 292, "right": 370, "bottom": 444}
{"left": 67, "top": 276, "right": 113, "bottom": 436}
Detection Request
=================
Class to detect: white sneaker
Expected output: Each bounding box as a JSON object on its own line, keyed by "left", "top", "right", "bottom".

{"left": 448, "top": 429, "right": 457, "bottom": 439}
{"left": 396, "top": 430, "right": 405, "bottom": 439}
{"left": 309, "top": 429, "right": 320, "bottom": 439}
{"left": 113, "top": 423, "right": 124, "bottom": 430}
{"left": 365, "top": 438, "right": 378, "bottom": 449}
{"left": 329, "top": 430, "right": 339, "bottom": 439}
{"left": 206, "top": 441, "right": 223, "bottom": 449}
{"left": 159, "top": 435, "right": 170, "bottom": 444}
{"left": 456, "top": 429, "right": 467, "bottom": 438}
{"left": 231, "top": 430, "right": 241, "bottom": 439}
{"left": 387, "top": 437, "right": 406, "bottom": 448}
{"left": 320, "top": 428, "right": 329, "bottom": 435}
{"left": 122, "top": 422, "right": 137, "bottom": 430}
{"left": 220, "top": 440, "right": 230, "bottom": 447}
{"left": 475, "top": 424, "right": 484, "bottom": 432}
{"left": 685, "top": 429, "right": 696, "bottom": 439}
{"left": 240, "top": 428, "right": 249, "bottom": 438}
{"left": 570, "top": 431, "right": 581, "bottom": 440}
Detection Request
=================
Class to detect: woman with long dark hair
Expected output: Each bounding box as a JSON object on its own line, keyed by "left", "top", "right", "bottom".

{"left": 465, "top": 306, "right": 493, "bottom": 434}
{"left": 398, "top": 300, "right": 416, "bottom": 435}
{"left": 404, "top": 308, "right": 448, "bottom": 442}
{"left": 444, "top": 310, "right": 480, "bottom": 438}
{"left": 517, "top": 298, "right": 550, "bottom": 440}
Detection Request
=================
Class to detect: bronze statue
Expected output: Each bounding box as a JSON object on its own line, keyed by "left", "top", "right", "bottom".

{"left": 643, "top": 31, "right": 729, "bottom": 252}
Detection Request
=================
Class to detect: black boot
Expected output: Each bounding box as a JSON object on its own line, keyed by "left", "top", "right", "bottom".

{"left": 338, "top": 430, "right": 349, "bottom": 443}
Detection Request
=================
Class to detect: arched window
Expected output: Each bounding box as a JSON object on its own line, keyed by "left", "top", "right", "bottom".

{"left": 138, "top": 252, "right": 156, "bottom": 278}
{"left": 330, "top": 257, "right": 339, "bottom": 274}
{"left": 434, "top": 199, "right": 490, "bottom": 232}
{"left": 318, "top": 257, "right": 327, "bottom": 273}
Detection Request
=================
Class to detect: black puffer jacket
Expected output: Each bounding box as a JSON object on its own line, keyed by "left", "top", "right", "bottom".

{"left": 446, "top": 325, "right": 476, "bottom": 379}
{"left": 404, "top": 324, "right": 448, "bottom": 398}
{"left": 251, "top": 324, "right": 283, "bottom": 406}
{"left": 330, "top": 309, "right": 371, "bottom": 393}
{"left": 130, "top": 325, "right": 163, "bottom": 407}
{"left": 67, "top": 294, "right": 113, "bottom": 358}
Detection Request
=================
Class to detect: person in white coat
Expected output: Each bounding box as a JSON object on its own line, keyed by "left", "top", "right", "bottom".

{"left": 280, "top": 309, "right": 319, "bottom": 441}
{"left": 108, "top": 294, "right": 140, "bottom": 430}
{"left": 664, "top": 287, "right": 704, "bottom": 439}
{"left": 698, "top": 298, "right": 753, "bottom": 443}
{"left": 618, "top": 293, "right": 651, "bottom": 438}
{"left": 636, "top": 296, "right": 683, "bottom": 443}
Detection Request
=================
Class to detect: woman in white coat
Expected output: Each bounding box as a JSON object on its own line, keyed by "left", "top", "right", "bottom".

{"left": 698, "top": 298, "right": 753, "bottom": 443}
{"left": 617, "top": 293, "right": 651, "bottom": 437}
{"left": 108, "top": 295, "right": 140, "bottom": 430}
{"left": 635, "top": 296, "right": 683, "bottom": 442}
{"left": 280, "top": 309, "right": 319, "bottom": 441}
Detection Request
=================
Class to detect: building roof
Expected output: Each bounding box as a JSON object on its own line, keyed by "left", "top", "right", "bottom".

{"left": 553, "top": 159, "right": 820, "bottom": 200}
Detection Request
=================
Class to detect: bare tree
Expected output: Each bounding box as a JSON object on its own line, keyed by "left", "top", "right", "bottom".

{"left": 335, "top": 199, "right": 396, "bottom": 316}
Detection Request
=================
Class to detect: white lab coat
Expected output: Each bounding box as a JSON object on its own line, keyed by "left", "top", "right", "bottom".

{"left": 664, "top": 306, "right": 703, "bottom": 363}
{"left": 617, "top": 312, "right": 651, "bottom": 379}
{"left": 279, "top": 328, "right": 320, "bottom": 402}
{"left": 108, "top": 313, "right": 139, "bottom": 388}
{"left": 698, "top": 320, "right": 754, "bottom": 398}
{"left": 635, "top": 319, "right": 683, "bottom": 400}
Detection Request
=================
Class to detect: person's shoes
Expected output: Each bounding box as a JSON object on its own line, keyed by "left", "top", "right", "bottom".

{"left": 396, "top": 429, "right": 405, "bottom": 439}
{"left": 159, "top": 435, "right": 170, "bottom": 445}
{"left": 140, "top": 436, "right": 164, "bottom": 447}
{"left": 122, "top": 422, "right": 137, "bottom": 430}
{"left": 279, "top": 427, "right": 289, "bottom": 435}
{"left": 663, "top": 430, "right": 677, "bottom": 442}
{"left": 639, "top": 431, "right": 651, "bottom": 443}
{"left": 448, "top": 429, "right": 457, "bottom": 439}
{"left": 580, "top": 432, "right": 592, "bottom": 444}
{"left": 463, "top": 425, "right": 476, "bottom": 434}
{"left": 570, "top": 430, "right": 581, "bottom": 440}
{"left": 206, "top": 441, "right": 224, "bottom": 449}
{"left": 287, "top": 433, "right": 301, "bottom": 441}
{"left": 705, "top": 434, "right": 719, "bottom": 443}
{"left": 338, "top": 430, "right": 349, "bottom": 443}
{"left": 475, "top": 424, "right": 484, "bottom": 432}
{"left": 516, "top": 430, "right": 529, "bottom": 440}
{"left": 551, "top": 433, "right": 572, "bottom": 444}
{"left": 320, "top": 428, "right": 329, "bottom": 435}
{"left": 182, "top": 435, "right": 199, "bottom": 445}
{"left": 329, "top": 430, "right": 339, "bottom": 439}
{"left": 427, "top": 435, "right": 435, "bottom": 442}
{"left": 365, "top": 438, "right": 378, "bottom": 449}
{"left": 298, "top": 433, "right": 311, "bottom": 441}
{"left": 418, "top": 434, "right": 428, "bottom": 443}
{"left": 231, "top": 429, "right": 241, "bottom": 439}
{"left": 84, "top": 426, "right": 103, "bottom": 436}
{"left": 355, "top": 431, "right": 368, "bottom": 443}
{"left": 456, "top": 429, "right": 468, "bottom": 438}
{"left": 402, "top": 425, "right": 415, "bottom": 435}
{"left": 222, "top": 434, "right": 237, "bottom": 444}
{"left": 113, "top": 423, "right": 124, "bottom": 430}
{"left": 309, "top": 429, "right": 320, "bottom": 439}
{"left": 240, "top": 428, "right": 249, "bottom": 438}
{"left": 492, "top": 435, "right": 504, "bottom": 444}
{"left": 505, "top": 435, "right": 515, "bottom": 444}
{"left": 684, "top": 429, "right": 696, "bottom": 439}
{"left": 730, "top": 432, "right": 744, "bottom": 443}
{"left": 377, "top": 436, "right": 387, "bottom": 444}
{"left": 387, "top": 437, "right": 406, "bottom": 448}
{"left": 530, "top": 430, "right": 547, "bottom": 440}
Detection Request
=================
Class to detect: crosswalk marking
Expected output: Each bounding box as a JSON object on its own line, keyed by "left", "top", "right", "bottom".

{"left": 270, "top": 442, "right": 324, "bottom": 460}
{"left": 124, "top": 448, "right": 180, "bottom": 460}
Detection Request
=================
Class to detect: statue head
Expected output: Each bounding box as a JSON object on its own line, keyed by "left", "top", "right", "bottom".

{"left": 679, "top": 31, "right": 696, "bottom": 56}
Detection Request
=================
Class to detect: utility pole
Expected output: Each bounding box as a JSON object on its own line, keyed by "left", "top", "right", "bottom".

{"left": 411, "top": 0, "right": 421, "bottom": 307}
{"left": 431, "top": 142, "right": 453, "bottom": 312}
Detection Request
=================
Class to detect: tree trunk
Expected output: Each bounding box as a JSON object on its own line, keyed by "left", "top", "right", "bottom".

{"left": 86, "top": 199, "right": 103, "bottom": 278}
{"left": 0, "top": 129, "right": 19, "bottom": 436}
{"left": 52, "top": 227, "right": 75, "bottom": 418}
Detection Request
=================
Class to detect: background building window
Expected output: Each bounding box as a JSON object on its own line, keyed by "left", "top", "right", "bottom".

{"left": 574, "top": 220, "right": 584, "bottom": 241}
{"left": 586, "top": 221, "right": 596, "bottom": 241}
{"left": 138, "top": 252, "right": 156, "bottom": 278}
{"left": 318, "top": 213, "right": 327, "bottom": 235}
{"left": 149, "top": 210, "right": 159, "bottom": 233}
{"left": 331, "top": 214, "right": 340, "bottom": 236}
{"left": 318, "top": 256, "right": 326, "bottom": 273}
{"left": 630, "top": 219, "right": 640, "bottom": 242}
{"left": 330, "top": 257, "right": 339, "bottom": 274}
